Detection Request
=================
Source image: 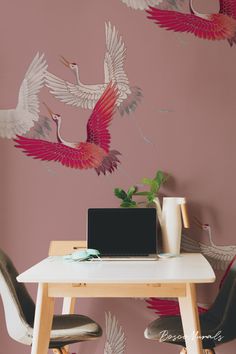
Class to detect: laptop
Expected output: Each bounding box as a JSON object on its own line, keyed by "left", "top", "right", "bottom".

{"left": 87, "top": 208, "right": 158, "bottom": 260}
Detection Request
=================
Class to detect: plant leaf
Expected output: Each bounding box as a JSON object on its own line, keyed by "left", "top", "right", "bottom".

{"left": 150, "top": 180, "right": 158, "bottom": 194}
{"left": 114, "top": 188, "right": 127, "bottom": 200}
{"left": 156, "top": 170, "right": 169, "bottom": 186}
{"left": 121, "top": 201, "right": 137, "bottom": 208}
{"left": 134, "top": 191, "right": 149, "bottom": 196}
{"left": 127, "top": 185, "right": 138, "bottom": 198}
{"left": 147, "top": 192, "right": 155, "bottom": 203}
{"left": 142, "top": 178, "right": 152, "bottom": 185}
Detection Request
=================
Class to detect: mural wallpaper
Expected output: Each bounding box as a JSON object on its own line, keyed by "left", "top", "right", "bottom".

{"left": 1, "top": 0, "right": 236, "bottom": 353}
{"left": 14, "top": 84, "right": 121, "bottom": 174}
{"left": 120, "top": 0, "right": 184, "bottom": 10}
{"left": 0, "top": 53, "right": 47, "bottom": 139}
{"left": 46, "top": 22, "right": 142, "bottom": 116}
{"left": 104, "top": 312, "right": 126, "bottom": 354}
{"left": 146, "top": 0, "right": 236, "bottom": 45}
{"left": 181, "top": 217, "right": 236, "bottom": 271}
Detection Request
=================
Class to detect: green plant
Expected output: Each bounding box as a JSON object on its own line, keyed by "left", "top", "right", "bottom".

{"left": 114, "top": 186, "right": 138, "bottom": 208}
{"left": 114, "top": 170, "right": 169, "bottom": 208}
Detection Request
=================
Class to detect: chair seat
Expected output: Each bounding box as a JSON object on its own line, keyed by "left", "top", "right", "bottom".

{"left": 49, "top": 314, "right": 102, "bottom": 348}
{"left": 0, "top": 248, "right": 103, "bottom": 351}
{"left": 25, "top": 314, "right": 102, "bottom": 348}
{"left": 144, "top": 315, "right": 223, "bottom": 350}
{"left": 144, "top": 260, "right": 236, "bottom": 352}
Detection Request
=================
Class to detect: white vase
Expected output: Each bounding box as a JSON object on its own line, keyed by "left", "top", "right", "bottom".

{"left": 154, "top": 197, "right": 189, "bottom": 255}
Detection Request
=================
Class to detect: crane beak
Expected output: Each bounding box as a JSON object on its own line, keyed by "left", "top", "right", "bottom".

{"left": 60, "top": 55, "right": 70, "bottom": 67}
{"left": 43, "top": 102, "right": 54, "bottom": 118}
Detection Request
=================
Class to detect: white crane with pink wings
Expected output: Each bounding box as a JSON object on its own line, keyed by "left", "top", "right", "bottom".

{"left": 46, "top": 22, "right": 142, "bottom": 115}
{"left": 0, "top": 53, "right": 47, "bottom": 139}
{"left": 120, "top": 0, "right": 163, "bottom": 10}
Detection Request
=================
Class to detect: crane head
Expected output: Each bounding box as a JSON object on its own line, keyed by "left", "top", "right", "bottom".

{"left": 43, "top": 102, "right": 61, "bottom": 122}
{"left": 60, "top": 55, "right": 78, "bottom": 72}
{"left": 193, "top": 216, "right": 210, "bottom": 232}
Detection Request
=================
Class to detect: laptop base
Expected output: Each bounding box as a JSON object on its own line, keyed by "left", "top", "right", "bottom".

{"left": 97, "top": 254, "right": 158, "bottom": 261}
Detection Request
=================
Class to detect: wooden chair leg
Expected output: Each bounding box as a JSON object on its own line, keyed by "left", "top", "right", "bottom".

{"left": 61, "top": 348, "right": 69, "bottom": 354}
{"left": 180, "top": 348, "right": 187, "bottom": 354}
{"left": 52, "top": 349, "right": 62, "bottom": 354}
{"left": 52, "top": 347, "right": 69, "bottom": 354}
{"left": 180, "top": 348, "right": 215, "bottom": 354}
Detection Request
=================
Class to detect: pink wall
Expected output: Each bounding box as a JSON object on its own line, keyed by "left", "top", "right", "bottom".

{"left": 1, "top": 0, "right": 236, "bottom": 353}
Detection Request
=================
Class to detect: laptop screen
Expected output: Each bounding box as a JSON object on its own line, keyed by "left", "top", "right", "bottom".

{"left": 87, "top": 208, "right": 157, "bottom": 256}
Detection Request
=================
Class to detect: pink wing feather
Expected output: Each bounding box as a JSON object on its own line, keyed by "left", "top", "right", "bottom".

{"left": 86, "top": 83, "right": 118, "bottom": 153}
{"left": 220, "top": 0, "right": 236, "bottom": 45}
{"left": 146, "top": 7, "right": 236, "bottom": 41}
{"left": 14, "top": 135, "right": 103, "bottom": 170}
{"left": 220, "top": 0, "right": 236, "bottom": 18}
{"left": 146, "top": 298, "right": 207, "bottom": 317}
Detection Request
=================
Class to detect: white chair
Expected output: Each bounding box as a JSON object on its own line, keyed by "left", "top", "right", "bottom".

{"left": 0, "top": 247, "right": 102, "bottom": 354}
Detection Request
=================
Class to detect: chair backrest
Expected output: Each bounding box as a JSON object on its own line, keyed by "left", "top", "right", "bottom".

{"left": 0, "top": 249, "right": 35, "bottom": 345}
{"left": 203, "top": 258, "right": 236, "bottom": 343}
{"left": 49, "top": 240, "right": 87, "bottom": 256}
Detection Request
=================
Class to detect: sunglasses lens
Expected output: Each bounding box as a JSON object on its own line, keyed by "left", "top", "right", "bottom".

{"left": 71, "top": 250, "right": 88, "bottom": 261}
{"left": 87, "top": 249, "right": 100, "bottom": 256}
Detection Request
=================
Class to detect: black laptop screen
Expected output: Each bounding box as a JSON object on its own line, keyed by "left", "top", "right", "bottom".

{"left": 87, "top": 208, "right": 157, "bottom": 256}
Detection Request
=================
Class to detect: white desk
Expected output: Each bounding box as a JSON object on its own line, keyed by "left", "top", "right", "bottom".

{"left": 17, "top": 253, "right": 215, "bottom": 354}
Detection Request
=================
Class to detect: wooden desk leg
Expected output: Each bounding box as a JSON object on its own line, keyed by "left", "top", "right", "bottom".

{"left": 178, "top": 283, "right": 203, "bottom": 354}
{"left": 31, "top": 283, "right": 55, "bottom": 354}
{"left": 62, "top": 297, "right": 76, "bottom": 314}
{"left": 62, "top": 297, "right": 76, "bottom": 353}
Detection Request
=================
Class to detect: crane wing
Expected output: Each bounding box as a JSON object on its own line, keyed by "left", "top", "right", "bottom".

{"left": 104, "top": 22, "right": 130, "bottom": 100}
{"left": 121, "top": 0, "right": 162, "bottom": 10}
{"left": 146, "top": 298, "right": 207, "bottom": 317}
{"left": 220, "top": 0, "right": 236, "bottom": 19}
{"left": 181, "top": 234, "right": 236, "bottom": 271}
{"left": 17, "top": 52, "right": 47, "bottom": 118}
{"left": 14, "top": 135, "right": 103, "bottom": 169}
{"left": 219, "top": 0, "right": 236, "bottom": 44}
{"left": 28, "top": 116, "right": 52, "bottom": 139}
{"left": 45, "top": 72, "right": 105, "bottom": 110}
{"left": 86, "top": 83, "right": 118, "bottom": 152}
{"left": 181, "top": 234, "right": 201, "bottom": 253}
{"left": 104, "top": 312, "right": 126, "bottom": 354}
{"left": 147, "top": 298, "right": 181, "bottom": 316}
{"left": 200, "top": 243, "right": 235, "bottom": 271}
{"left": 146, "top": 7, "right": 236, "bottom": 40}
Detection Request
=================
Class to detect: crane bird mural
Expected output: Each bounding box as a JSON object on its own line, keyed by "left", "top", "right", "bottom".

{"left": 146, "top": 0, "right": 236, "bottom": 46}
{"left": 104, "top": 312, "right": 126, "bottom": 354}
{"left": 146, "top": 255, "right": 236, "bottom": 324}
{"left": 14, "top": 84, "right": 121, "bottom": 175}
{"left": 45, "top": 22, "right": 142, "bottom": 116}
{"left": 146, "top": 297, "right": 207, "bottom": 317}
{"left": 0, "top": 52, "right": 47, "bottom": 139}
{"left": 120, "top": 0, "right": 163, "bottom": 10}
{"left": 181, "top": 217, "right": 236, "bottom": 271}
{"left": 120, "top": 0, "right": 184, "bottom": 10}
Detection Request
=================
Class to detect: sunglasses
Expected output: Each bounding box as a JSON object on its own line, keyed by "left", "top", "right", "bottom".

{"left": 64, "top": 248, "right": 101, "bottom": 262}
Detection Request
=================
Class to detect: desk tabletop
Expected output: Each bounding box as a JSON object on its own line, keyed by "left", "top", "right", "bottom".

{"left": 17, "top": 253, "right": 215, "bottom": 284}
